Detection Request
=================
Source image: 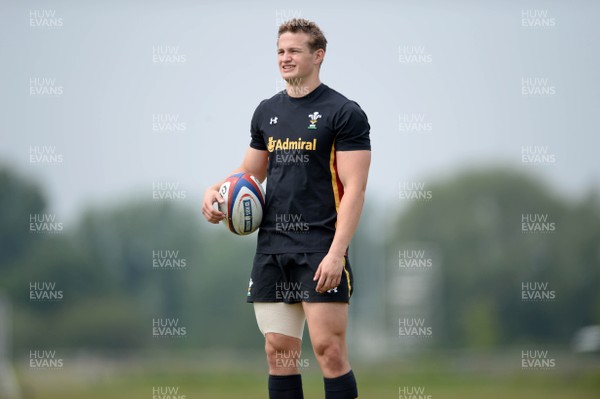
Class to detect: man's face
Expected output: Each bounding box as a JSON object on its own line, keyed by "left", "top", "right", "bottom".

{"left": 277, "top": 32, "right": 323, "bottom": 83}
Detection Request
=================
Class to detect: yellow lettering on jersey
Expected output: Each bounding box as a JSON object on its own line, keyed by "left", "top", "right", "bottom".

{"left": 267, "top": 137, "right": 317, "bottom": 152}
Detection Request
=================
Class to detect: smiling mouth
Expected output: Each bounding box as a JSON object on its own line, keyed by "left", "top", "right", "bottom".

{"left": 282, "top": 65, "right": 295, "bottom": 71}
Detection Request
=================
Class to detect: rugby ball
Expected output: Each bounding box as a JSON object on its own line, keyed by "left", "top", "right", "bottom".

{"left": 218, "top": 173, "right": 265, "bottom": 235}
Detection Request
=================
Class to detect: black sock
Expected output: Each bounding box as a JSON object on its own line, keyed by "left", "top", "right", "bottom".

{"left": 268, "top": 374, "right": 304, "bottom": 399}
{"left": 324, "top": 370, "right": 358, "bottom": 399}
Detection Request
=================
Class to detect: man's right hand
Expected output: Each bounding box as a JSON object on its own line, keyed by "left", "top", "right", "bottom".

{"left": 201, "top": 147, "right": 268, "bottom": 225}
{"left": 202, "top": 186, "right": 225, "bottom": 224}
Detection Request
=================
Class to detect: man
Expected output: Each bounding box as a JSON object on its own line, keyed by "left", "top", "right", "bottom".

{"left": 202, "top": 18, "right": 371, "bottom": 399}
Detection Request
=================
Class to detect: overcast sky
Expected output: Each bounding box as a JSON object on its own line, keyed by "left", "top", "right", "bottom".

{"left": 1, "top": 0, "right": 598, "bottom": 224}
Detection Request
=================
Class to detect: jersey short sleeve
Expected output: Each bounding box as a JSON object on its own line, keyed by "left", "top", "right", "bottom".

{"left": 333, "top": 101, "right": 371, "bottom": 151}
{"left": 250, "top": 100, "right": 268, "bottom": 151}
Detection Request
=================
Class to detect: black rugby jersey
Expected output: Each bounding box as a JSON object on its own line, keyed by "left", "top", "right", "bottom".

{"left": 249, "top": 83, "right": 371, "bottom": 254}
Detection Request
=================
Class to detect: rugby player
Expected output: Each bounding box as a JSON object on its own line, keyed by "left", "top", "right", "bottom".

{"left": 202, "top": 18, "right": 371, "bottom": 399}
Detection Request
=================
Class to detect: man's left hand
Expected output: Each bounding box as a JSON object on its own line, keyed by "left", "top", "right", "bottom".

{"left": 313, "top": 253, "right": 345, "bottom": 293}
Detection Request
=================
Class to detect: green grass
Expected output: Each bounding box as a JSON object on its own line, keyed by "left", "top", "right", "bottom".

{"left": 17, "top": 366, "right": 600, "bottom": 399}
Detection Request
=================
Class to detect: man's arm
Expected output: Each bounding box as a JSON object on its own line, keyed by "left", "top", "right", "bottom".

{"left": 314, "top": 150, "right": 371, "bottom": 293}
{"left": 202, "top": 147, "right": 268, "bottom": 224}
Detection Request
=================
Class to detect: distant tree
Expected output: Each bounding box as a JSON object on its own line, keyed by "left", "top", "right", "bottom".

{"left": 390, "top": 168, "right": 600, "bottom": 349}
{"left": 0, "top": 164, "right": 261, "bottom": 351}
{"left": 0, "top": 166, "right": 45, "bottom": 272}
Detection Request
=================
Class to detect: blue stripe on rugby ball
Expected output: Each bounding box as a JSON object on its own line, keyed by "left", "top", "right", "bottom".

{"left": 246, "top": 176, "right": 266, "bottom": 206}
{"left": 230, "top": 176, "right": 265, "bottom": 209}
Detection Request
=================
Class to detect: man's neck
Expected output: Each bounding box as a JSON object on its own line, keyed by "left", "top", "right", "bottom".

{"left": 286, "top": 77, "right": 321, "bottom": 98}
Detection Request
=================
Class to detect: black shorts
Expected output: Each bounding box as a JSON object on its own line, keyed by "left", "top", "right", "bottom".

{"left": 246, "top": 252, "right": 354, "bottom": 304}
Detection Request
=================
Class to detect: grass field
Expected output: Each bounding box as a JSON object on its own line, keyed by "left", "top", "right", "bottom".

{"left": 15, "top": 361, "right": 600, "bottom": 399}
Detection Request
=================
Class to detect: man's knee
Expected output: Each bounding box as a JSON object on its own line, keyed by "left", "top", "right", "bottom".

{"left": 266, "top": 332, "right": 299, "bottom": 351}
{"left": 265, "top": 333, "right": 301, "bottom": 369}
{"left": 313, "top": 339, "right": 345, "bottom": 371}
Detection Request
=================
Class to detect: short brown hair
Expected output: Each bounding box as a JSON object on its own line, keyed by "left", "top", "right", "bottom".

{"left": 278, "top": 18, "right": 327, "bottom": 53}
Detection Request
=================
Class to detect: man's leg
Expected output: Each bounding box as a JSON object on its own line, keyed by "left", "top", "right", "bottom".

{"left": 255, "top": 302, "right": 306, "bottom": 399}
{"left": 303, "top": 302, "right": 358, "bottom": 399}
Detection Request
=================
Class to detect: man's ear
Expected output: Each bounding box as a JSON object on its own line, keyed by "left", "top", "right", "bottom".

{"left": 314, "top": 49, "right": 325, "bottom": 65}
